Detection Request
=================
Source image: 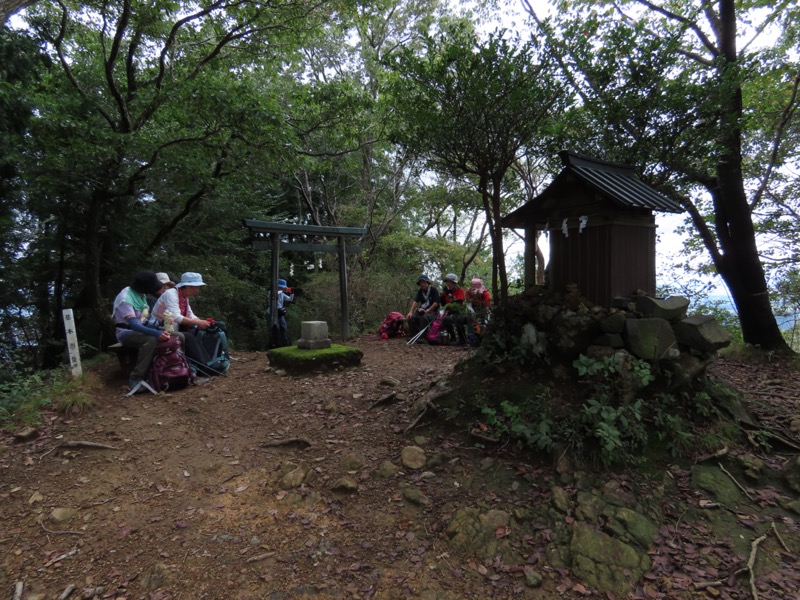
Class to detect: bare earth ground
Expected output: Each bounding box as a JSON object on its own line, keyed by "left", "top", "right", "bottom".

{"left": 1, "top": 338, "right": 799, "bottom": 599}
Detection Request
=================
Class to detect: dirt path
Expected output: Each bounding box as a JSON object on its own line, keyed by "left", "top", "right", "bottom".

{"left": 1, "top": 339, "right": 799, "bottom": 599}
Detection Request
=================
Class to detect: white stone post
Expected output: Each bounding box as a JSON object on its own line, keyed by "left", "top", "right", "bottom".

{"left": 62, "top": 309, "right": 83, "bottom": 377}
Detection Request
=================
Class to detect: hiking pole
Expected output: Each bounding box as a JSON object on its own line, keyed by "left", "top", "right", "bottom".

{"left": 407, "top": 320, "right": 431, "bottom": 345}
{"left": 185, "top": 355, "right": 228, "bottom": 377}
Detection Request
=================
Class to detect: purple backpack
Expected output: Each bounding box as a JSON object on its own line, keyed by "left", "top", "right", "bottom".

{"left": 148, "top": 336, "right": 192, "bottom": 392}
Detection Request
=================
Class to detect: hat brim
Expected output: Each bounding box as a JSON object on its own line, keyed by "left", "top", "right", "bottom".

{"left": 176, "top": 282, "right": 206, "bottom": 288}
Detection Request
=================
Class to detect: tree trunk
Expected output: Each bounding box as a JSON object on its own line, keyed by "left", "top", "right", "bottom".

{"left": 0, "top": 0, "right": 35, "bottom": 23}
{"left": 491, "top": 173, "right": 508, "bottom": 304}
{"left": 709, "top": 0, "right": 790, "bottom": 352}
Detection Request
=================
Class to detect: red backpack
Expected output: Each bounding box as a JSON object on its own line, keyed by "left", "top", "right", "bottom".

{"left": 148, "top": 336, "right": 192, "bottom": 392}
{"left": 379, "top": 312, "right": 406, "bottom": 339}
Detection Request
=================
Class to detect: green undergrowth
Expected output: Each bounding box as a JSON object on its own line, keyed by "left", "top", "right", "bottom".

{"left": 0, "top": 365, "right": 99, "bottom": 427}
{"left": 266, "top": 343, "right": 364, "bottom": 373}
{"left": 443, "top": 351, "right": 744, "bottom": 469}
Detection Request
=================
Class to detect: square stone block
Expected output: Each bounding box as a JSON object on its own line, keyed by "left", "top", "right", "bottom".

{"left": 300, "top": 321, "right": 329, "bottom": 341}
{"left": 298, "top": 320, "right": 331, "bottom": 349}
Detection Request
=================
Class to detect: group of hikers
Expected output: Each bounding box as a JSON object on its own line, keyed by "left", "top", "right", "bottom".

{"left": 112, "top": 270, "right": 229, "bottom": 395}
{"left": 114, "top": 268, "right": 482, "bottom": 391}
{"left": 387, "top": 273, "right": 491, "bottom": 346}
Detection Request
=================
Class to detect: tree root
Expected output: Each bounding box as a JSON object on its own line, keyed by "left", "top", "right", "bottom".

{"left": 693, "top": 522, "right": 793, "bottom": 599}
{"left": 38, "top": 515, "right": 85, "bottom": 536}
{"left": 469, "top": 429, "right": 500, "bottom": 444}
{"left": 259, "top": 438, "right": 311, "bottom": 449}
{"left": 369, "top": 391, "right": 397, "bottom": 409}
{"left": 246, "top": 551, "right": 276, "bottom": 563}
{"left": 404, "top": 399, "right": 436, "bottom": 434}
{"left": 718, "top": 462, "right": 755, "bottom": 501}
{"left": 403, "top": 387, "right": 451, "bottom": 434}
{"left": 39, "top": 440, "right": 119, "bottom": 462}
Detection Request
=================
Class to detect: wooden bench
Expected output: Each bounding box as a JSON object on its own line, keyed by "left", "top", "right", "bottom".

{"left": 108, "top": 342, "right": 138, "bottom": 371}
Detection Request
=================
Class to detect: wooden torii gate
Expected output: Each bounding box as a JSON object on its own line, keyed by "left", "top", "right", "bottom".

{"left": 243, "top": 220, "right": 367, "bottom": 339}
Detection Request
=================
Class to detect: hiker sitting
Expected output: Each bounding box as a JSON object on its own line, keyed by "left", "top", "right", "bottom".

{"left": 112, "top": 270, "right": 183, "bottom": 392}
{"left": 152, "top": 272, "right": 214, "bottom": 371}
{"left": 147, "top": 272, "right": 176, "bottom": 312}
{"left": 441, "top": 273, "right": 468, "bottom": 345}
{"left": 406, "top": 274, "right": 440, "bottom": 339}
{"left": 466, "top": 278, "right": 491, "bottom": 346}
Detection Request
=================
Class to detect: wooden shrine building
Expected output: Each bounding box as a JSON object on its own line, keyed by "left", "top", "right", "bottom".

{"left": 502, "top": 151, "right": 684, "bottom": 307}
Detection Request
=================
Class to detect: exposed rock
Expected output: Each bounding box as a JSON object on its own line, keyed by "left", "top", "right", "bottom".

{"left": 340, "top": 453, "right": 364, "bottom": 472}
{"left": 331, "top": 476, "right": 358, "bottom": 493}
{"left": 532, "top": 303, "right": 560, "bottom": 329}
{"left": 569, "top": 523, "right": 651, "bottom": 596}
{"left": 575, "top": 491, "right": 605, "bottom": 522}
{"left": 279, "top": 463, "right": 312, "bottom": 490}
{"left": 624, "top": 318, "right": 679, "bottom": 360}
{"left": 599, "top": 311, "right": 627, "bottom": 334}
{"left": 673, "top": 315, "right": 732, "bottom": 352}
{"left": 377, "top": 460, "right": 400, "bottom": 478}
{"left": 380, "top": 376, "right": 400, "bottom": 387}
{"left": 604, "top": 506, "right": 659, "bottom": 549}
{"left": 691, "top": 465, "right": 744, "bottom": 502}
{"left": 50, "top": 507, "right": 78, "bottom": 523}
{"left": 737, "top": 453, "right": 765, "bottom": 481}
{"left": 591, "top": 333, "right": 624, "bottom": 348}
{"left": 519, "top": 323, "right": 546, "bottom": 355}
{"left": 635, "top": 296, "right": 689, "bottom": 321}
{"left": 13, "top": 427, "right": 39, "bottom": 442}
{"left": 551, "top": 486, "right": 571, "bottom": 513}
{"left": 783, "top": 456, "right": 800, "bottom": 494}
{"left": 140, "top": 562, "right": 170, "bottom": 591}
{"left": 665, "top": 352, "right": 715, "bottom": 390}
{"left": 402, "top": 487, "right": 431, "bottom": 506}
{"left": 401, "top": 446, "right": 427, "bottom": 470}
{"left": 446, "top": 508, "right": 517, "bottom": 561}
{"left": 549, "top": 311, "right": 602, "bottom": 359}
{"left": 524, "top": 568, "right": 543, "bottom": 588}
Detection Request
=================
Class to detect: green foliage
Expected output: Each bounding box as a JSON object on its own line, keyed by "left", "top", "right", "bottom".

{"left": 532, "top": 0, "right": 799, "bottom": 350}
{"left": 0, "top": 367, "right": 94, "bottom": 426}
{"left": 479, "top": 388, "right": 557, "bottom": 453}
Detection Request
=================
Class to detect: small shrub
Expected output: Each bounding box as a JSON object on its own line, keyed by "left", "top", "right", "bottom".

{"left": 0, "top": 368, "right": 96, "bottom": 426}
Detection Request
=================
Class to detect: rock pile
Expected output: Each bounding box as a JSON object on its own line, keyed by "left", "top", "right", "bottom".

{"left": 494, "top": 286, "right": 732, "bottom": 388}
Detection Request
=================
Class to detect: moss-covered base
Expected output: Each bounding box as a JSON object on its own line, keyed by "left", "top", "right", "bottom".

{"left": 267, "top": 344, "right": 363, "bottom": 373}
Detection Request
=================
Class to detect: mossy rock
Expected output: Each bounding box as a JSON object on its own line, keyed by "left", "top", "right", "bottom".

{"left": 267, "top": 344, "right": 363, "bottom": 373}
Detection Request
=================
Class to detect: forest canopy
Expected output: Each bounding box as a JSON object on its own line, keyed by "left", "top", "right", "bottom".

{"left": 1, "top": 0, "right": 798, "bottom": 376}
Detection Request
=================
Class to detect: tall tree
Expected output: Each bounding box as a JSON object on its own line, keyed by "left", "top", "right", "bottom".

{"left": 524, "top": 0, "right": 799, "bottom": 351}
{"left": 385, "top": 24, "right": 569, "bottom": 303}
{"left": 9, "top": 0, "right": 332, "bottom": 358}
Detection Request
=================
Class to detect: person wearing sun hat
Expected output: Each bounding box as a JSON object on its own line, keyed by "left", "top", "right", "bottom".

{"left": 269, "top": 278, "right": 295, "bottom": 348}
{"left": 405, "top": 274, "right": 440, "bottom": 339}
{"left": 152, "top": 272, "right": 215, "bottom": 371}
{"left": 112, "top": 270, "right": 175, "bottom": 391}
{"left": 152, "top": 272, "right": 212, "bottom": 332}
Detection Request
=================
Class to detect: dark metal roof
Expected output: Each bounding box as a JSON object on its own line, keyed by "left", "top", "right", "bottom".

{"left": 502, "top": 151, "right": 683, "bottom": 228}
{"left": 570, "top": 164, "right": 683, "bottom": 213}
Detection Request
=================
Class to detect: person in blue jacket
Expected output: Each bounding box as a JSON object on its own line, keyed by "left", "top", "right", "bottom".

{"left": 112, "top": 270, "right": 183, "bottom": 391}
{"left": 269, "top": 278, "right": 295, "bottom": 348}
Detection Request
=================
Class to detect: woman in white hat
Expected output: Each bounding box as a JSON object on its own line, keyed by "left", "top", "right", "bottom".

{"left": 152, "top": 272, "right": 212, "bottom": 333}
{"left": 152, "top": 272, "right": 215, "bottom": 372}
